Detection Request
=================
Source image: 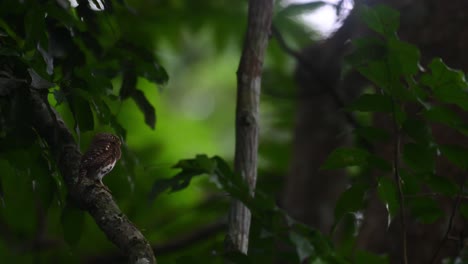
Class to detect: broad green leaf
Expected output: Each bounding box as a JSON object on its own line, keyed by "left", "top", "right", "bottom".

{"left": 408, "top": 197, "right": 443, "bottom": 224}
{"left": 347, "top": 37, "right": 386, "bottom": 66}
{"left": 131, "top": 89, "right": 156, "bottom": 129}
{"left": 358, "top": 5, "right": 399, "bottom": 37}
{"left": 357, "top": 60, "right": 389, "bottom": 89}
{"left": 347, "top": 94, "right": 393, "bottom": 112}
{"left": 61, "top": 205, "right": 85, "bottom": 247}
{"left": 334, "top": 182, "right": 367, "bottom": 221}
{"left": 367, "top": 154, "right": 392, "bottom": 172}
{"left": 421, "top": 58, "right": 468, "bottom": 110}
{"left": 289, "top": 231, "right": 315, "bottom": 262}
{"left": 321, "top": 147, "right": 370, "bottom": 169}
{"left": 439, "top": 145, "right": 468, "bottom": 170}
{"left": 402, "top": 118, "right": 432, "bottom": 144}
{"left": 425, "top": 174, "right": 458, "bottom": 197}
{"left": 70, "top": 96, "right": 94, "bottom": 132}
{"left": 424, "top": 106, "right": 468, "bottom": 135}
{"left": 355, "top": 250, "right": 389, "bottom": 264}
{"left": 377, "top": 176, "right": 399, "bottom": 220}
{"left": 387, "top": 38, "right": 420, "bottom": 76}
{"left": 402, "top": 143, "right": 435, "bottom": 173}
{"left": 24, "top": 8, "right": 47, "bottom": 50}
{"left": 399, "top": 169, "right": 420, "bottom": 195}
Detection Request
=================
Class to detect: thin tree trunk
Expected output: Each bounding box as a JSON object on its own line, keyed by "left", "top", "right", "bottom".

{"left": 225, "top": 0, "right": 273, "bottom": 254}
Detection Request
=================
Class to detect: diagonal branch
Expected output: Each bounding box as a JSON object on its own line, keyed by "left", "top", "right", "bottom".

{"left": 225, "top": 0, "right": 274, "bottom": 254}
{"left": 27, "top": 88, "right": 156, "bottom": 264}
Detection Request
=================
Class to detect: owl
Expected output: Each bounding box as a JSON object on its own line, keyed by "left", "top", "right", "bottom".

{"left": 79, "top": 133, "right": 122, "bottom": 192}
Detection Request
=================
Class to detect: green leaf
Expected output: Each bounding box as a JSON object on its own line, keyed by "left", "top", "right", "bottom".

{"left": 425, "top": 174, "right": 458, "bottom": 197}
{"left": 402, "top": 143, "right": 435, "bottom": 173}
{"left": 424, "top": 106, "right": 468, "bottom": 135}
{"left": 321, "top": 147, "right": 370, "bottom": 169}
{"left": 439, "top": 145, "right": 468, "bottom": 170}
{"left": 347, "top": 37, "right": 386, "bottom": 66}
{"left": 408, "top": 197, "right": 443, "bottom": 224}
{"left": 357, "top": 60, "right": 389, "bottom": 89}
{"left": 367, "top": 154, "right": 392, "bottom": 172}
{"left": 358, "top": 5, "right": 399, "bottom": 37}
{"left": 334, "top": 182, "right": 367, "bottom": 222}
{"left": 24, "top": 8, "right": 47, "bottom": 50}
{"left": 399, "top": 169, "right": 420, "bottom": 195}
{"left": 421, "top": 58, "right": 468, "bottom": 110}
{"left": 70, "top": 96, "right": 94, "bottom": 132}
{"left": 387, "top": 38, "right": 420, "bottom": 76}
{"left": 131, "top": 89, "right": 156, "bottom": 129}
{"left": 347, "top": 94, "right": 393, "bottom": 112}
{"left": 402, "top": 118, "right": 432, "bottom": 144}
{"left": 377, "top": 177, "right": 399, "bottom": 220}
{"left": 61, "top": 205, "right": 85, "bottom": 247}
{"left": 355, "top": 250, "right": 389, "bottom": 264}
{"left": 289, "top": 231, "right": 315, "bottom": 262}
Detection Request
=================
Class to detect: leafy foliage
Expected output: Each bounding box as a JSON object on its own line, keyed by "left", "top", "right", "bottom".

{"left": 322, "top": 4, "right": 468, "bottom": 261}
{"left": 1, "top": 0, "right": 467, "bottom": 263}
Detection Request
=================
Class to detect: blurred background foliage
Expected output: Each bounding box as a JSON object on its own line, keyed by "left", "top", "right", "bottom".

{"left": 0, "top": 0, "right": 326, "bottom": 262}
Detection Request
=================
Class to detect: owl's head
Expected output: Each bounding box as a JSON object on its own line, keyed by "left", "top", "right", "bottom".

{"left": 92, "top": 133, "right": 121, "bottom": 147}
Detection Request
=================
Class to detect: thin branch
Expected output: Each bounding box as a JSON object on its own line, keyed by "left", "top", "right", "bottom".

{"left": 430, "top": 174, "right": 467, "bottom": 264}
{"left": 226, "top": 0, "right": 273, "bottom": 254}
{"left": 391, "top": 99, "right": 408, "bottom": 264}
{"left": 27, "top": 88, "right": 156, "bottom": 264}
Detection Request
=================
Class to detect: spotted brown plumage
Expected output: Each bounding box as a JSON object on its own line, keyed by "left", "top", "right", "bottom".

{"left": 79, "top": 133, "right": 121, "bottom": 191}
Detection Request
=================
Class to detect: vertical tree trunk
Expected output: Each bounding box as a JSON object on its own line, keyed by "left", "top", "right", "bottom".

{"left": 225, "top": 0, "right": 273, "bottom": 254}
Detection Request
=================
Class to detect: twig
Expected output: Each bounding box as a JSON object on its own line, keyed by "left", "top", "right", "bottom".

{"left": 430, "top": 174, "right": 467, "bottom": 264}
{"left": 226, "top": 0, "right": 274, "bottom": 254}
{"left": 391, "top": 99, "right": 408, "bottom": 264}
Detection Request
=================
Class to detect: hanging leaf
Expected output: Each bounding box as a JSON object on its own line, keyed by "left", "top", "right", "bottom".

{"left": 358, "top": 5, "right": 400, "bottom": 37}
{"left": 377, "top": 176, "right": 399, "bottom": 222}
{"left": 131, "top": 89, "right": 156, "bottom": 129}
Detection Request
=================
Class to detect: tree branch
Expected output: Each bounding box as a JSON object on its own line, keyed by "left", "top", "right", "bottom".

{"left": 27, "top": 88, "right": 156, "bottom": 264}
{"left": 225, "top": 0, "right": 273, "bottom": 254}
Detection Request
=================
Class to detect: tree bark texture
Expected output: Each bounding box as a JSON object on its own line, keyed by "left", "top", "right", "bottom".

{"left": 225, "top": 0, "right": 273, "bottom": 254}
{"left": 27, "top": 88, "right": 156, "bottom": 264}
{"left": 283, "top": 0, "right": 468, "bottom": 263}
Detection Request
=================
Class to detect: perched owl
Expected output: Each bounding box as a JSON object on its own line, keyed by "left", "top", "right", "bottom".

{"left": 79, "top": 133, "right": 122, "bottom": 191}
